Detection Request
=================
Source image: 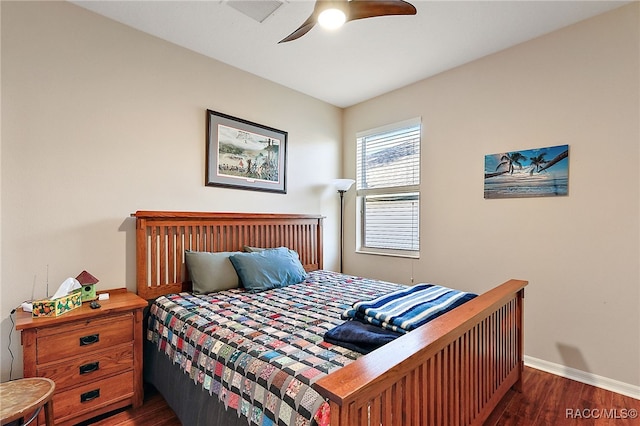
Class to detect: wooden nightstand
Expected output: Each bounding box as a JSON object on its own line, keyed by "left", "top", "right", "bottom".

{"left": 15, "top": 289, "right": 147, "bottom": 426}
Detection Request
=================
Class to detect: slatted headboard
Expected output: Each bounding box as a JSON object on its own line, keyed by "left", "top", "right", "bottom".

{"left": 133, "top": 211, "right": 324, "bottom": 300}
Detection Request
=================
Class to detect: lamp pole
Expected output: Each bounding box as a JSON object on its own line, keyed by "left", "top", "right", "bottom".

{"left": 332, "top": 179, "right": 355, "bottom": 274}
{"left": 338, "top": 189, "right": 346, "bottom": 273}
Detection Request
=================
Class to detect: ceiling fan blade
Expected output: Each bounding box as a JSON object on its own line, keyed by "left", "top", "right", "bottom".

{"left": 279, "top": 1, "right": 333, "bottom": 43}
{"left": 347, "top": 0, "right": 416, "bottom": 22}
{"left": 279, "top": 15, "right": 317, "bottom": 43}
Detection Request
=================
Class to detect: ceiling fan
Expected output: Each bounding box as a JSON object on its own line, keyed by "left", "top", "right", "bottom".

{"left": 279, "top": 0, "right": 417, "bottom": 43}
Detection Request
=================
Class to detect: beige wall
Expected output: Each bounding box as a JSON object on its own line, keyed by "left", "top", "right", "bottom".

{"left": 343, "top": 4, "right": 639, "bottom": 388}
{"left": 0, "top": 1, "right": 3, "bottom": 384}
{"left": 2, "top": 0, "right": 638, "bottom": 393}
{"left": 0, "top": 1, "right": 342, "bottom": 380}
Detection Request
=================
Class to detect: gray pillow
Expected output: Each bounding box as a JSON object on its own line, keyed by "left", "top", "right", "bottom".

{"left": 244, "top": 246, "right": 299, "bottom": 257}
{"left": 184, "top": 250, "right": 240, "bottom": 293}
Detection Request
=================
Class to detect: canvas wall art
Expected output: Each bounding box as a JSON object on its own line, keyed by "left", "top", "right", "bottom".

{"left": 484, "top": 144, "right": 569, "bottom": 199}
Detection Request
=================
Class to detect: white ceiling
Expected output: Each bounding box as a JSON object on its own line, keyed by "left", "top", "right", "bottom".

{"left": 71, "top": 0, "right": 630, "bottom": 108}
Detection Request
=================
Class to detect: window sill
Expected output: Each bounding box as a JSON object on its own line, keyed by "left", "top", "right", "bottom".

{"left": 356, "top": 248, "right": 420, "bottom": 259}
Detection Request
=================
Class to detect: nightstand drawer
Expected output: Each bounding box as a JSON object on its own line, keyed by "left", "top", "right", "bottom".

{"left": 36, "top": 313, "right": 133, "bottom": 364}
{"left": 37, "top": 343, "right": 133, "bottom": 389}
{"left": 53, "top": 371, "right": 134, "bottom": 424}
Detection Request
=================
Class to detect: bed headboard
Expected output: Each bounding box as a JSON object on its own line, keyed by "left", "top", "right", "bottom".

{"left": 133, "top": 211, "right": 324, "bottom": 300}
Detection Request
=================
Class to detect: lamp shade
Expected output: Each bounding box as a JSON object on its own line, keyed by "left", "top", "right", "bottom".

{"left": 333, "top": 178, "right": 355, "bottom": 192}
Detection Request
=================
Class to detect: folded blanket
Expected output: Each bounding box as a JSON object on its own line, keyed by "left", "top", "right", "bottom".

{"left": 324, "top": 320, "right": 402, "bottom": 354}
{"left": 342, "top": 283, "right": 477, "bottom": 334}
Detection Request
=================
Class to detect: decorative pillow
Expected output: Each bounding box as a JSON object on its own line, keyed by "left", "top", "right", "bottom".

{"left": 184, "top": 250, "right": 240, "bottom": 294}
{"left": 229, "top": 247, "right": 307, "bottom": 292}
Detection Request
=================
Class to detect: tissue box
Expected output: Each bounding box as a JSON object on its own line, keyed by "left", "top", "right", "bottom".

{"left": 31, "top": 289, "right": 82, "bottom": 318}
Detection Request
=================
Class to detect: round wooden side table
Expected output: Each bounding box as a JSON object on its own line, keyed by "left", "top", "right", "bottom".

{"left": 0, "top": 377, "right": 55, "bottom": 426}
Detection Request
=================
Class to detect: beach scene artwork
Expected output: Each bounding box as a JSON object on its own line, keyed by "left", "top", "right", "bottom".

{"left": 217, "top": 124, "right": 281, "bottom": 183}
{"left": 484, "top": 144, "right": 569, "bottom": 199}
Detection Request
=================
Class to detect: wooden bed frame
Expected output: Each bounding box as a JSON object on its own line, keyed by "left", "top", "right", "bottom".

{"left": 134, "top": 210, "right": 527, "bottom": 426}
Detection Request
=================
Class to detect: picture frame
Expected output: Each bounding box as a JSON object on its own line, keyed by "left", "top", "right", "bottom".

{"left": 206, "top": 109, "right": 287, "bottom": 194}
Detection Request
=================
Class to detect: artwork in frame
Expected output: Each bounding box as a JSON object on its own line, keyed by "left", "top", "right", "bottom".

{"left": 484, "top": 144, "right": 569, "bottom": 199}
{"left": 206, "top": 109, "right": 287, "bottom": 194}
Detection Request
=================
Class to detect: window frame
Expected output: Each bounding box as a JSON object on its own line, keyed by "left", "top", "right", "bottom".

{"left": 355, "top": 118, "right": 421, "bottom": 259}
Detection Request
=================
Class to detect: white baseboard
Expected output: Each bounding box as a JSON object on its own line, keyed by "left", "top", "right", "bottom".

{"left": 524, "top": 355, "right": 640, "bottom": 400}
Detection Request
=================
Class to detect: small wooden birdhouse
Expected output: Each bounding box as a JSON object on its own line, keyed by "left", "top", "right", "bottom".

{"left": 76, "top": 270, "right": 99, "bottom": 302}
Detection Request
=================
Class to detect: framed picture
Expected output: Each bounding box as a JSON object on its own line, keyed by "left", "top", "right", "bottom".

{"left": 206, "top": 109, "right": 287, "bottom": 194}
{"left": 484, "top": 144, "right": 569, "bottom": 199}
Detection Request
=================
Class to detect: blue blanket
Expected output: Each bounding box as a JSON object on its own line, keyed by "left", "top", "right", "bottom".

{"left": 324, "top": 320, "right": 402, "bottom": 354}
{"left": 342, "top": 283, "right": 477, "bottom": 334}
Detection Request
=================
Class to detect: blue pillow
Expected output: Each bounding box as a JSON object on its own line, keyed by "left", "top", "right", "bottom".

{"left": 229, "top": 247, "right": 307, "bottom": 292}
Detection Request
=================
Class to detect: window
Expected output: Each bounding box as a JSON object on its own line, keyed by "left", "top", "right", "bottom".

{"left": 356, "top": 118, "right": 421, "bottom": 256}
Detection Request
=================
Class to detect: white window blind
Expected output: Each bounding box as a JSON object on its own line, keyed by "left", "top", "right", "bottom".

{"left": 356, "top": 119, "right": 421, "bottom": 254}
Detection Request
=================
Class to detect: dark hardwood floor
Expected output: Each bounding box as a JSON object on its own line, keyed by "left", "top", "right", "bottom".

{"left": 484, "top": 367, "right": 639, "bottom": 425}
{"left": 83, "top": 367, "right": 639, "bottom": 425}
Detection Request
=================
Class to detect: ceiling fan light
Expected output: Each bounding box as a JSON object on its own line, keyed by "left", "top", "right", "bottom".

{"left": 318, "top": 8, "right": 346, "bottom": 30}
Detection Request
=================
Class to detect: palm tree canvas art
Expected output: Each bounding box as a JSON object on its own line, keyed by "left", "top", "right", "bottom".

{"left": 484, "top": 144, "right": 569, "bottom": 199}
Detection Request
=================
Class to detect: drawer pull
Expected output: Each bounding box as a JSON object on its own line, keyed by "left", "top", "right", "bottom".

{"left": 79, "top": 361, "right": 100, "bottom": 375}
{"left": 79, "top": 334, "right": 99, "bottom": 346}
{"left": 80, "top": 389, "right": 100, "bottom": 403}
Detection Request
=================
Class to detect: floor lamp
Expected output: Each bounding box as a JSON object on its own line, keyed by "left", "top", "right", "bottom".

{"left": 333, "top": 179, "right": 355, "bottom": 273}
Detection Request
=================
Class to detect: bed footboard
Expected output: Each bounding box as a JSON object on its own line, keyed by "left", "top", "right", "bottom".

{"left": 314, "top": 279, "right": 527, "bottom": 426}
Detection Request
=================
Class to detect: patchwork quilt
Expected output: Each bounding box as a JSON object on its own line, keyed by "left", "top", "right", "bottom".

{"left": 146, "top": 270, "right": 404, "bottom": 426}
